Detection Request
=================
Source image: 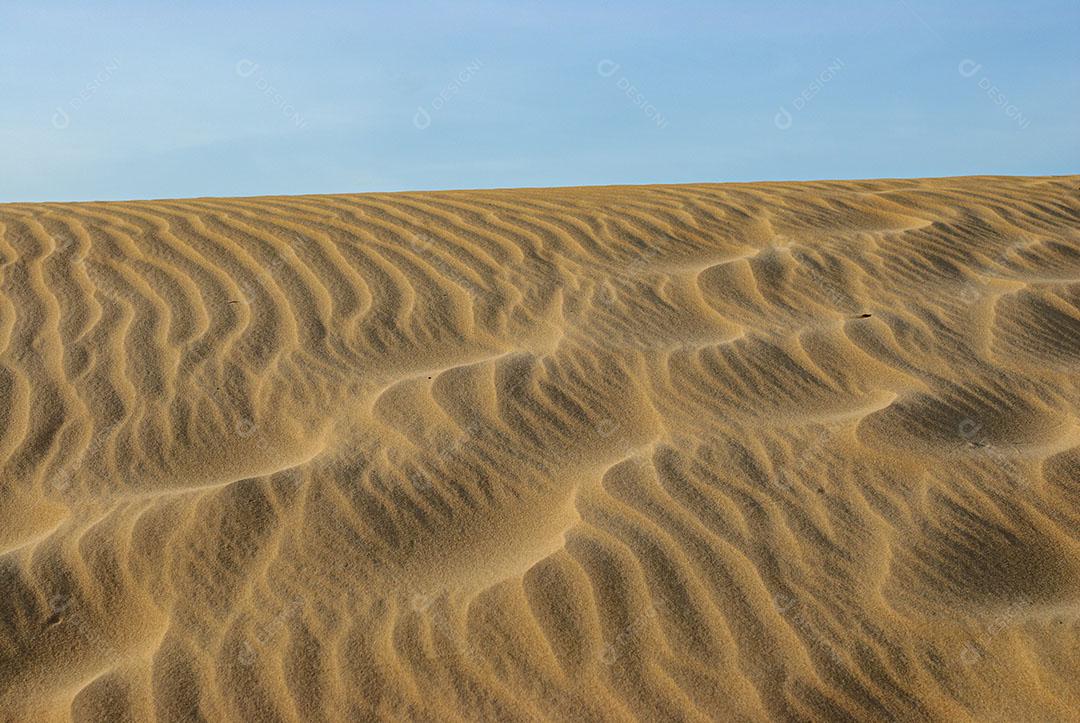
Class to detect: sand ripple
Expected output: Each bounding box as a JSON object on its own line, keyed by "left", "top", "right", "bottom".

{"left": 1, "top": 176, "right": 1078, "bottom": 721}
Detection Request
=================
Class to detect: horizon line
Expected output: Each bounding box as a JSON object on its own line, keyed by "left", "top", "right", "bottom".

{"left": 4, "top": 172, "right": 1077, "bottom": 207}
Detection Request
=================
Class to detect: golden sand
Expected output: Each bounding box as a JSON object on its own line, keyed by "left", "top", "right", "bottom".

{"left": 1, "top": 176, "right": 1078, "bottom": 721}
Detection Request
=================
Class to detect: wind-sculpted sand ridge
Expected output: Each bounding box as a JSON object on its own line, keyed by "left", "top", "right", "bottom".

{"left": 0, "top": 175, "right": 1078, "bottom": 721}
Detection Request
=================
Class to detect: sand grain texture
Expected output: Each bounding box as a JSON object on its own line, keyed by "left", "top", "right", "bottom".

{"left": 1, "top": 176, "right": 1078, "bottom": 721}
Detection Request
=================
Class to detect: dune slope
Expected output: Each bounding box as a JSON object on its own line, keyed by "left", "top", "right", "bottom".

{"left": 1, "top": 176, "right": 1079, "bottom": 721}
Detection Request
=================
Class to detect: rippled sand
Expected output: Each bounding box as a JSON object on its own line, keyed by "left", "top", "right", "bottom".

{"left": 1, "top": 176, "right": 1078, "bottom": 721}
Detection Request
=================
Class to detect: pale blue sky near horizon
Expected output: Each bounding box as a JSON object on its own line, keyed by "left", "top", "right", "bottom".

{"left": 2, "top": 0, "right": 1077, "bottom": 203}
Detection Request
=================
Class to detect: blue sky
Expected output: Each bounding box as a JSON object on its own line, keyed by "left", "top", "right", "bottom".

{"left": 2, "top": 1, "right": 1077, "bottom": 202}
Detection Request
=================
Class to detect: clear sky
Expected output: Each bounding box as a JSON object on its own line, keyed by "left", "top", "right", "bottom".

{"left": 3, "top": 1, "right": 1077, "bottom": 202}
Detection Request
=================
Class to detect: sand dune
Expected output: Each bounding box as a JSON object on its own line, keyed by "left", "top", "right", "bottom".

{"left": 0, "top": 175, "right": 1078, "bottom": 721}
